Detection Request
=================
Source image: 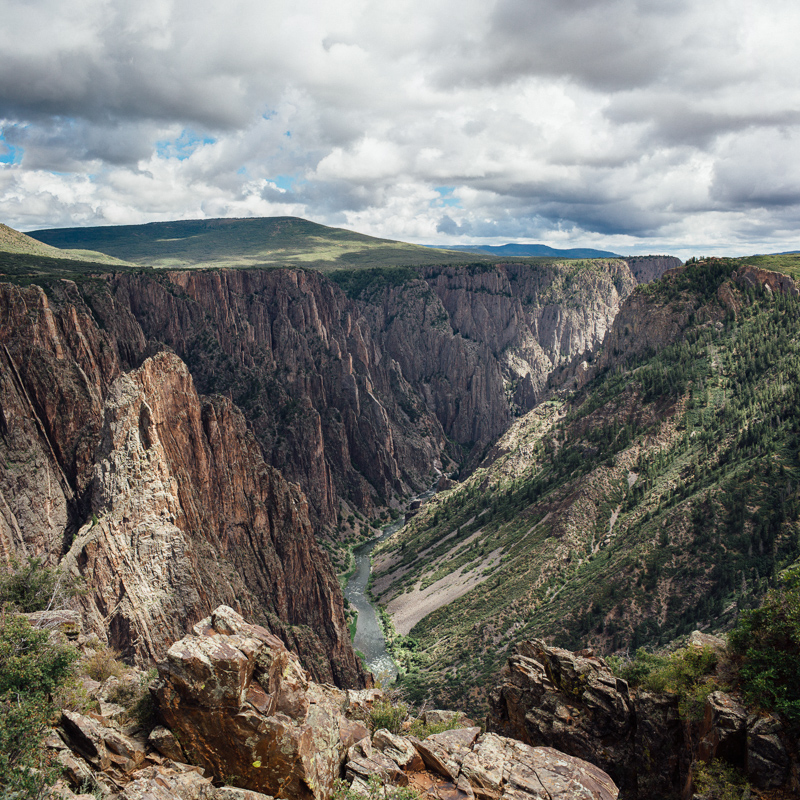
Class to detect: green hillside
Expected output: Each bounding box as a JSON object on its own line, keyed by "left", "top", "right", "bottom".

{"left": 0, "top": 223, "right": 131, "bottom": 267}
{"left": 373, "top": 258, "right": 800, "bottom": 716}
{"left": 28, "top": 216, "right": 488, "bottom": 271}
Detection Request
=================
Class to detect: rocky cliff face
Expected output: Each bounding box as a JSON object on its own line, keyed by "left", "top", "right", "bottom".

{"left": 487, "top": 639, "right": 794, "bottom": 799}
{"left": 623, "top": 256, "right": 681, "bottom": 284}
{"left": 97, "top": 269, "right": 451, "bottom": 529}
{"left": 63, "top": 261, "right": 642, "bottom": 529}
{"left": 0, "top": 281, "right": 366, "bottom": 687}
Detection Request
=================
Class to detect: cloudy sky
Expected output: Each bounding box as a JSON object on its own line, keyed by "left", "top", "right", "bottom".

{"left": 1, "top": 0, "right": 799, "bottom": 258}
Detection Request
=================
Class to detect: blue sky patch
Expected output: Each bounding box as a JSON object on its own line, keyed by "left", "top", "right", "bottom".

{"left": 433, "top": 186, "right": 460, "bottom": 208}
{"left": 0, "top": 132, "right": 23, "bottom": 165}
{"left": 155, "top": 129, "right": 216, "bottom": 160}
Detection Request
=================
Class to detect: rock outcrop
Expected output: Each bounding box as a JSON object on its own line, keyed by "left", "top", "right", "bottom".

{"left": 156, "top": 606, "right": 370, "bottom": 800}
{"left": 155, "top": 605, "right": 619, "bottom": 800}
{"left": 487, "top": 639, "right": 794, "bottom": 799}
{"left": 0, "top": 281, "right": 365, "bottom": 686}
{"left": 45, "top": 607, "right": 619, "bottom": 800}
{"left": 60, "top": 351, "right": 364, "bottom": 685}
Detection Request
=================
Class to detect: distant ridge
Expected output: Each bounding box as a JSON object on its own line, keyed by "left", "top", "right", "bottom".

{"left": 430, "top": 243, "right": 622, "bottom": 259}
{"left": 28, "top": 216, "right": 497, "bottom": 271}
{"left": 0, "top": 222, "right": 131, "bottom": 265}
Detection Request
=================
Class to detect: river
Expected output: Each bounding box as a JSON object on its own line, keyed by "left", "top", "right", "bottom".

{"left": 343, "top": 518, "right": 402, "bottom": 681}
{"left": 344, "top": 488, "right": 435, "bottom": 681}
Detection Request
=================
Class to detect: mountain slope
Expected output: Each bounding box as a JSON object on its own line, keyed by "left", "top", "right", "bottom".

{"left": 373, "top": 259, "right": 800, "bottom": 715}
{"left": 0, "top": 222, "right": 131, "bottom": 266}
{"left": 436, "top": 243, "right": 621, "bottom": 258}
{"left": 28, "top": 216, "right": 495, "bottom": 270}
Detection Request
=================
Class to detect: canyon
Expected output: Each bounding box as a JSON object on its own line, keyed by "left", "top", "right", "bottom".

{"left": 5, "top": 219, "right": 799, "bottom": 798}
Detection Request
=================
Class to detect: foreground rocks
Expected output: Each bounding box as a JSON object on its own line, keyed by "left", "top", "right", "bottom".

{"left": 156, "top": 606, "right": 618, "bottom": 800}
{"left": 487, "top": 638, "right": 795, "bottom": 799}
{"left": 47, "top": 607, "right": 618, "bottom": 800}
{"left": 346, "top": 727, "right": 618, "bottom": 800}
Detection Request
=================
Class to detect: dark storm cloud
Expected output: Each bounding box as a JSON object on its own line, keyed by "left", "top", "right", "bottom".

{"left": 433, "top": 0, "right": 688, "bottom": 92}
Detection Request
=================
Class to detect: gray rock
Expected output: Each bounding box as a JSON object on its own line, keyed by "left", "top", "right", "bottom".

{"left": 746, "top": 714, "right": 789, "bottom": 788}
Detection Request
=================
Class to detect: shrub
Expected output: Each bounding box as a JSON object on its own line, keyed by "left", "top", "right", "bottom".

{"left": 0, "top": 557, "right": 81, "bottom": 613}
{"left": 729, "top": 565, "right": 800, "bottom": 720}
{"left": 81, "top": 646, "right": 127, "bottom": 682}
{"left": 369, "top": 699, "right": 408, "bottom": 734}
{"left": 332, "top": 775, "right": 420, "bottom": 800}
{"left": 0, "top": 612, "right": 78, "bottom": 697}
{"left": 692, "top": 759, "right": 749, "bottom": 800}
{"left": 607, "top": 644, "right": 720, "bottom": 721}
{"left": 0, "top": 612, "right": 78, "bottom": 798}
{"left": 106, "top": 668, "right": 159, "bottom": 731}
{"left": 406, "top": 712, "right": 464, "bottom": 738}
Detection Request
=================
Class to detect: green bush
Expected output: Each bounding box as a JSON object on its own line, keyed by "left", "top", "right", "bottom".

{"left": 369, "top": 699, "right": 408, "bottom": 734}
{"left": 0, "top": 613, "right": 78, "bottom": 697}
{"left": 332, "top": 775, "right": 420, "bottom": 800}
{"left": 729, "top": 565, "right": 800, "bottom": 720}
{"left": 692, "top": 759, "right": 748, "bottom": 800}
{"left": 0, "top": 612, "right": 79, "bottom": 799}
{"left": 0, "top": 557, "right": 82, "bottom": 613}
{"left": 405, "top": 712, "right": 464, "bottom": 738}
{"left": 608, "top": 644, "right": 719, "bottom": 721}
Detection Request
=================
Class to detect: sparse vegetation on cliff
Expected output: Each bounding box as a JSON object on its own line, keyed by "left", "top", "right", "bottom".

{"left": 375, "top": 259, "right": 800, "bottom": 716}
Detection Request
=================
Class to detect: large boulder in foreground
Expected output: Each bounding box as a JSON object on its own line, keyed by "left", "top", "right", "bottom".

{"left": 156, "top": 606, "right": 370, "bottom": 800}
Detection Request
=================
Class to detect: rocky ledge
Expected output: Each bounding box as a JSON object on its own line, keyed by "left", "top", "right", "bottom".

{"left": 487, "top": 638, "right": 794, "bottom": 799}
{"left": 47, "top": 606, "right": 619, "bottom": 800}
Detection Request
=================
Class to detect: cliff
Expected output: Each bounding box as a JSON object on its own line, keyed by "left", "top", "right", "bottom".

{"left": 0, "top": 281, "right": 366, "bottom": 687}
{"left": 75, "top": 260, "right": 641, "bottom": 531}
{"left": 0, "top": 256, "right": 673, "bottom": 680}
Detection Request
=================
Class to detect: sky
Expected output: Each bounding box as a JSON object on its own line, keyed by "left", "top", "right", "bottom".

{"left": 1, "top": 0, "right": 800, "bottom": 259}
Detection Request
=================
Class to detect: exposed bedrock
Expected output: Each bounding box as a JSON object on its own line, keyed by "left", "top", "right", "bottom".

{"left": 0, "top": 281, "right": 366, "bottom": 686}
{"left": 487, "top": 639, "right": 793, "bottom": 799}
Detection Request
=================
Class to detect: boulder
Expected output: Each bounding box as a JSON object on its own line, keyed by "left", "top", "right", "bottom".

{"left": 156, "top": 606, "right": 369, "bottom": 800}
{"left": 697, "top": 692, "right": 746, "bottom": 764}
{"left": 342, "top": 727, "right": 618, "bottom": 800}
{"left": 746, "top": 714, "right": 790, "bottom": 789}
{"left": 148, "top": 726, "right": 186, "bottom": 762}
{"left": 373, "top": 729, "right": 425, "bottom": 771}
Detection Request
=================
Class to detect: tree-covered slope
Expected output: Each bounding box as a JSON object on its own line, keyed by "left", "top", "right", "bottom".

{"left": 373, "top": 259, "right": 800, "bottom": 716}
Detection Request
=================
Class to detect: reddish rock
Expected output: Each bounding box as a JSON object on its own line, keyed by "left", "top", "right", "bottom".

{"left": 156, "top": 606, "right": 368, "bottom": 800}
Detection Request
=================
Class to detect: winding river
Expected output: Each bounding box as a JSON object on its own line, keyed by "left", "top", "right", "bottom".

{"left": 344, "top": 488, "right": 436, "bottom": 680}
{"left": 344, "top": 519, "right": 402, "bottom": 681}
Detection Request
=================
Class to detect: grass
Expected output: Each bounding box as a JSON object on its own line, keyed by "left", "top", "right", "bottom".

{"left": 27, "top": 216, "right": 498, "bottom": 272}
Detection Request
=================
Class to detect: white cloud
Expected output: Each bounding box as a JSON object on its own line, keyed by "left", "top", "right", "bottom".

{"left": 0, "top": 0, "right": 799, "bottom": 257}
